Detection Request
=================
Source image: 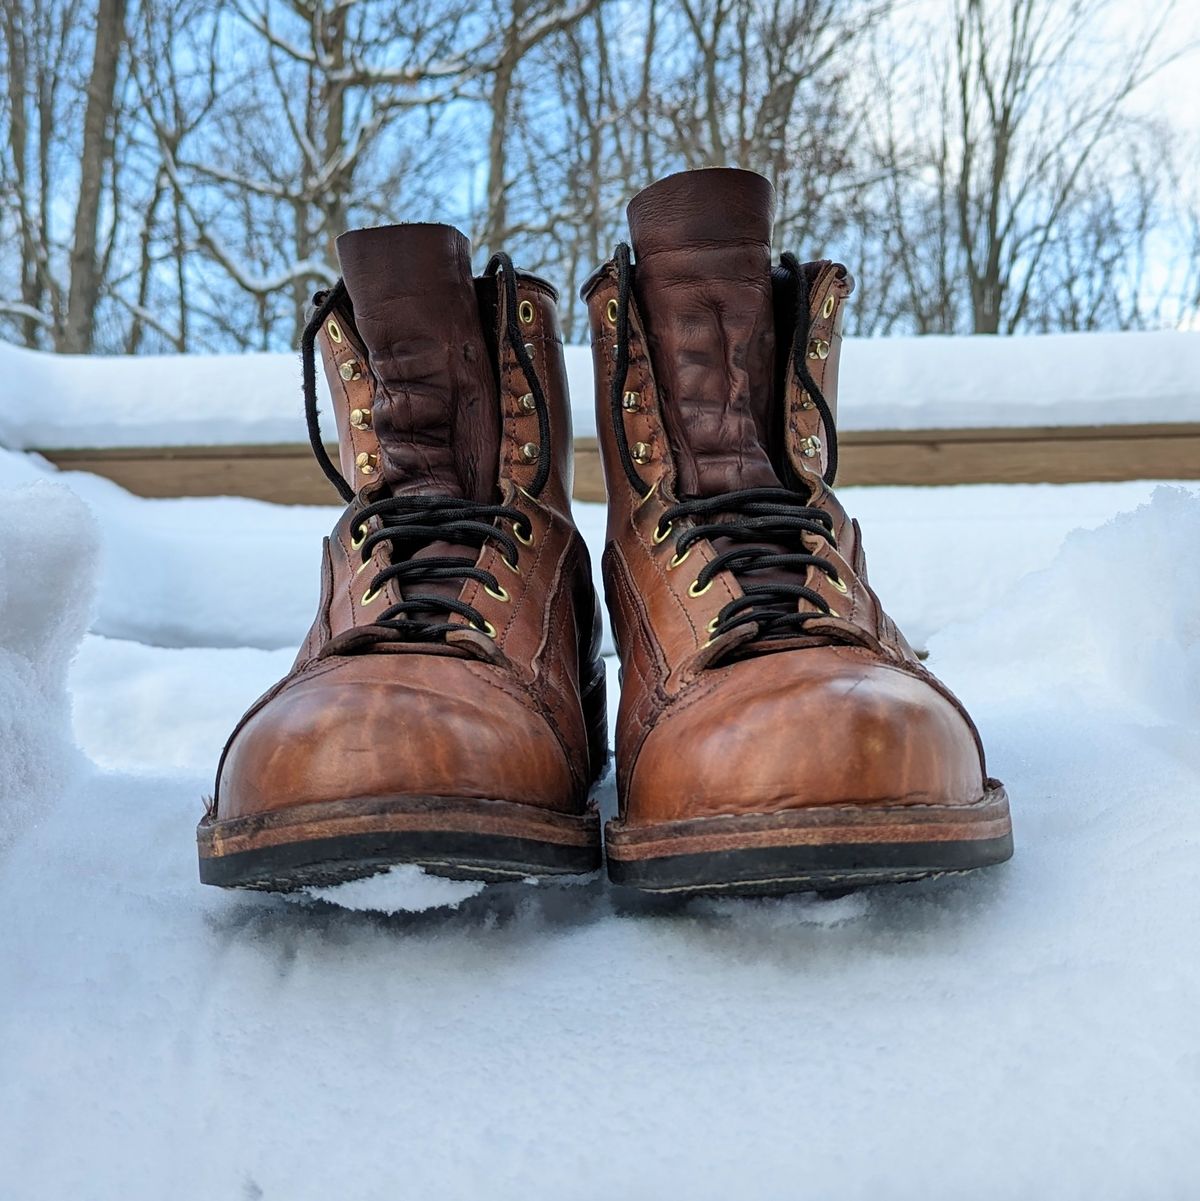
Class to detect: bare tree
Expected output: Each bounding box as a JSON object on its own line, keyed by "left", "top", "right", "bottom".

{"left": 951, "top": 0, "right": 1183, "bottom": 333}
{"left": 1, "top": 0, "right": 1197, "bottom": 352}
{"left": 61, "top": 0, "right": 126, "bottom": 351}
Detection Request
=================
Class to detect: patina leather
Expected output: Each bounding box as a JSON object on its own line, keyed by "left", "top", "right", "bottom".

{"left": 627, "top": 168, "right": 780, "bottom": 498}
{"left": 586, "top": 168, "right": 990, "bottom": 827}
{"left": 214, "top": 224, "right": 605, "bottom": 824}
{"left": 336, "top": 223, "right": 500, "bottom": 503}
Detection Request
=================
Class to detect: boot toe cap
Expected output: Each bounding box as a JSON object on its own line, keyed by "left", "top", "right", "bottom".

{"left": 623, "top": 647, "right": 985, "bottom": 825}
{"left": 217, "top": 656, "right": 577, "bottom": 820}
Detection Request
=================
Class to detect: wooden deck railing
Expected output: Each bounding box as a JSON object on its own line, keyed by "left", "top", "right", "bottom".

{"left": 36, "top": 422, "right": 1200, "bottom": 505}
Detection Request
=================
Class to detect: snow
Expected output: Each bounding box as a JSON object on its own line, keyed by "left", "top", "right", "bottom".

{"left": 3, "top": 329, "right": 1199, "bottom": 450}
{"left": 292, "top": 864, "right": 488, "bottom": 913}
{"left": 1, "top": 447, "right": 1198, "bottom": 1197}
{"left": 0, "top": 481, "right": 94, "bottom": 850}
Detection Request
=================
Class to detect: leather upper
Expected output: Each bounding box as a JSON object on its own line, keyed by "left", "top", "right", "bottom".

{"left": 215, "top": 225, "right": 604, "bottom": 821}
{"left": 628, "top": 169, "right": 781, "bottom": 497}
{"left": 586, "top": 169, "right": 989, "bottom": 826}
{"left": 336, "top": 224, "right": 500, "bottom": 504}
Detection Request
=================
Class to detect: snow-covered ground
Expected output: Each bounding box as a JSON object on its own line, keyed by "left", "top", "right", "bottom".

{"left": 1, "top": 446, "right": 1198, "bottom": 1198}
{"left": 3, "top": 329, "right": 1199, "bottom": 448}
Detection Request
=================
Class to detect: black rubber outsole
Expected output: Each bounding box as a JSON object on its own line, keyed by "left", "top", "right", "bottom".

{"left": 198, "top": 828, "right": 602, "bottom": 893}
{"left": 606, "top": 832, "right": 1015, "bottom": 896}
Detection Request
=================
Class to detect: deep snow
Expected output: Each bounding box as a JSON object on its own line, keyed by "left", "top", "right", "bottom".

{"left": 3, "top": 329, "right": 1199, "bottom": 448}
{"left": 0, "top": 451, "right": 1198, "bottom": 1199}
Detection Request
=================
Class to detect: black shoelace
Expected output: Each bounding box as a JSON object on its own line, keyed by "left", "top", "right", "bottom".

{"left": 298, "top": 253, "right": 546, "bottom": 642}
{"left": 608, "top": 243, "right": 845, "bottom": 645}
{"left": 657, "top": 488, "right": 843, "bottom": 640}
{"left": 349, "top": 495, "right": 529, "bottom": 640}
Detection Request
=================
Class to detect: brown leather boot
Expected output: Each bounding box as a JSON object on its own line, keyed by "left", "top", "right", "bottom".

{"left": 585, "top": 169, "right": 1012, "bottom": 895}
{"left": 198, "top": 224, "right": 606, "bottom": 890}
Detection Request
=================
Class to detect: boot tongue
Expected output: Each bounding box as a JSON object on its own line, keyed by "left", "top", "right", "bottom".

{"left": 627, "top": 168, "right": 782, "bottom": 499}
{"left": 336, "top": 223, "right": 499, "bottom": 503}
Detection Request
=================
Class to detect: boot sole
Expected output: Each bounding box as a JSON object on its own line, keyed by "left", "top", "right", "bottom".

{"left": 197, "top": 795, "right": 602, "bottom": 892}
{"left": 605, "top": 780, "right": 1012, "bottom": 896}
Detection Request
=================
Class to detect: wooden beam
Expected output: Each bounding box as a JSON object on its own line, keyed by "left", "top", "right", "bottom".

{"left": 36, "top": 422, "right": 1200, "bottom": 506}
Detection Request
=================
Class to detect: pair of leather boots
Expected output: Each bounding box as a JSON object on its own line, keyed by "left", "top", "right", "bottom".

{"left": 198, "top": 169, "right": 1012, "bottom": 898}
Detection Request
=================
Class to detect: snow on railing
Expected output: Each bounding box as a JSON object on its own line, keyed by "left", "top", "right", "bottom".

{"left": 1, "top": 331, "right": 1198, "bottom": 450}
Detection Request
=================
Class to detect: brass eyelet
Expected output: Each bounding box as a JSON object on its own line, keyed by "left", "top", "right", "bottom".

{"left": 706, "top": 616, "right": 720, "bottom": 634}
{"left": 350, "top": 524, "right": 367, "bottom": 550}
{"left": 822, "top": 294, "right": 836, "bottom": 319}
{"left": 634, "top": 480, "right": 660, "bottom": 510}
{"left": 517, "top": 299, "right": 535, "bottom": 325}
{"left": 513, "top": 520, "right": 534, "bottom": 547}
{"left": 605, "top": 298, "right": 619, "bottom": 325}
{"left": 361, "top": 584, "right": 380, "bottom": 606}
{"left": 826, "top": 607, "right": 840, "bottom": 619}
{"left": 688, "top": 578, "right": 712, "bottom": 598}
{"left": 327, "top": 318, "right": 343, "bottom": 344}
{"left": 484, "top": 583, "right": 510, "bottom": 603}
{"left": 828, "top": 573, "right": 848, "bottom": 594}
{"left": 652, "top": 521, "right": 673, "bottom": 545}
{"left": 668, "top": 547, "right": 691, "bottom": 570}
{"left": 500, "top": 554, "right": 521, "bottom": 575}
{"left": 355, "top": 556, "right": 373, "bottom": 577}
{"left": 473, "top": 619, "right": 498, "bottom": 639}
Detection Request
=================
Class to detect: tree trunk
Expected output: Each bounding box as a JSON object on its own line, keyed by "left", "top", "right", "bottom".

{"left": 482, "top": 0, "right": 525, "bottom": 256}
{"left": 62, "top": 0, "right": 126, "bottom": 353}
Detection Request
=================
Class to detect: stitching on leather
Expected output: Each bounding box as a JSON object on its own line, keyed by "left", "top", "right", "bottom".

{"left": 620, "top": 787, "right": 1004, "bottom": 828}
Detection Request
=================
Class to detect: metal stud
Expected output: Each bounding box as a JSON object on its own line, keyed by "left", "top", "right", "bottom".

{"left": 799, "top": 435, "right": 822, "bottom": 459}
{"left": 355, "top": 451, "right": 378, "bottom": 476}
{"left": 339, "top": 360, "right": 362, "bottom": 382}
{"left": 519, "top": 393, "right": 537, "bottom": 413}
{"left": 799, "top": 393, "right": 815, "bottom": 411}
{"left": 523, "top": 342, "right": 535, "bottom": 357}
{"left": 519, "top": 441, "right": 540, "bottom": 463}
{"left": 822, "top": 294, "right": 836, "bottom": 319}
{"left": 622, "top": 390, "right": 640, "bottom": 412}
{"left": 631, "top": 441, "right": 651, "bottom": 464}
{"left": 517, "top": 300, "right": 535, "bottom": 325}
{"left": 807, "top": 338, "right": 830, "bottom": 360}
{"left": 349, "top": 407, "right": 372, "bottom": 431}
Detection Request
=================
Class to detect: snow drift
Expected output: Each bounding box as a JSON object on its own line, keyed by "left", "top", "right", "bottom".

{"left": 930, "top": 485, "right": 1200, "bottom": 727}
{"left": 0, "top": 481, "right": 95, "bottom": 849}
{"left": 0, "top": 438, "right": 1197, "bottom": 1196}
